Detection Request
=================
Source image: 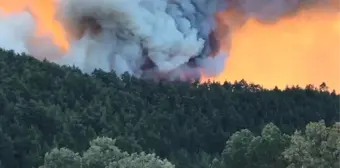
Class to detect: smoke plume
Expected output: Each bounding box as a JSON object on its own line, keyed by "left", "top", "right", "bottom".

{"left": 0, "top": 0, "right": 337, "bottom": 82}
{"left": 0, "top": 0, "right": 229, "bottom": 81}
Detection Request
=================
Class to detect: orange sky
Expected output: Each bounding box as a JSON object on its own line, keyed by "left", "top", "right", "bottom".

{"left": 203, "top": 8, "right": 340, "bottom": 92}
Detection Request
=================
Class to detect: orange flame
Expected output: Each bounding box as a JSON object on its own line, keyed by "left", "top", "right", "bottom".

{"left": 0, "top": 0, "right": 69, "bottom": 50}
{"left": 202, "top": 8, "right": 340, "bottom": 92}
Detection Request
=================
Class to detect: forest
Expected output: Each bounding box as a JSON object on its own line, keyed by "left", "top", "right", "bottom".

{"left": 0, "top": 49, "right": 339, "bottom": 168}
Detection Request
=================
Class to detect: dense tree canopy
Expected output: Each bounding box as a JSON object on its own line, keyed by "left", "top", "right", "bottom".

{"left": 0, "top": 49, "right": 339, "bottom": 168}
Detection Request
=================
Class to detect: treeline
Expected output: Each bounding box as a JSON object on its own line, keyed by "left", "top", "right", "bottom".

{"left": 0, "top": 49, "right": 339, "bottom": 168}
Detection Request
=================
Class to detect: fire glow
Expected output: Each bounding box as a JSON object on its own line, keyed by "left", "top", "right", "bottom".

{"left": 203, "top": 8, "right": 340, "bottom": 91}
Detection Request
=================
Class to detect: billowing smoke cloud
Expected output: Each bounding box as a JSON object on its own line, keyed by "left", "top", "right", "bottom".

{"left": 0, "top": 0, "right": 336, "bottom": 81}
{"left": 0, "top": 0, "right": 229, "bottom": 82}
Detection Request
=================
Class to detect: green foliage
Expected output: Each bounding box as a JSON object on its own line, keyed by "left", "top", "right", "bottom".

{"left": 283, "top": 121, "right": 340, "bottom": 168}
{"left": 40, "top": 148, "right": 81, "bottom": 168}
{"left": 39, "top": 137, "right": 174, "bottom": 168}
{"left": 0, "top": 49, "right": 339, "bottom": 168}
{"left": 214, "top": 123, "right": 290, "bottom": 168}
{"left": 212, "top": 122, "right": 340, "bottom": 168}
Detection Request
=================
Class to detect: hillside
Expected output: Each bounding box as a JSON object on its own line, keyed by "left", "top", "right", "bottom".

{"left": 0, "top": 49, "right": 339, "bottom": 168}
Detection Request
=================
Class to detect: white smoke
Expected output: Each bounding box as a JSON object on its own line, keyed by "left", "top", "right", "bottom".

{"left": 0, "top": 10, "right": 35, "bottom": 54}
{"left": 0, "top": 0, "right": 228, "bottom": 81}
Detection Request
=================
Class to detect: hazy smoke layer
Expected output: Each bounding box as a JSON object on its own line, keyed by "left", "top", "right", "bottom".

{"left": 227, "top": 0, "right": 337, "bottom": 24}
{"left": 0, "top": 0, "right": 335, "bottom": 81}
